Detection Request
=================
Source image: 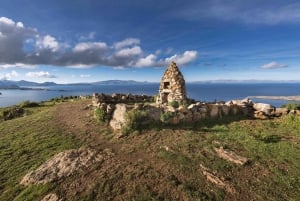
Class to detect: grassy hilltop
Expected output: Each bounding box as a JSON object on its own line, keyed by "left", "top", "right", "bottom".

{"left": 0, "top": 98, "right": 300, "bottom": 201}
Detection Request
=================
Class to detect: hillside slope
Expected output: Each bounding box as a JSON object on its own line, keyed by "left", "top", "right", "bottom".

{"left": 0, "top": 99, "right": 300, "bottom": 200}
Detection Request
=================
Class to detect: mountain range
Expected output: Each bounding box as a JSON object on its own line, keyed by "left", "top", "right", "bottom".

{"left": 0, "top": 79, "right": 152, "bottom": 89}
{"left": 1, "top": 79, "right": 300, "bottom": 89}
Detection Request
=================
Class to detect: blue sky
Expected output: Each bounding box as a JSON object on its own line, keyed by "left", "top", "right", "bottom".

{"left": 0, "top": 0, "right": 300, "bottom": 83}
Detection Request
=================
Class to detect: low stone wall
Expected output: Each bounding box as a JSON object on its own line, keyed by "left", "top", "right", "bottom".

{"left": 92, "top": 95, "right": 299, "bottom": 132}
{"left": 92, "top": 93, "right": 154, "bottom": 106}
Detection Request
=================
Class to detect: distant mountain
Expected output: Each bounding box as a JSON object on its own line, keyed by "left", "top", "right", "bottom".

{"left": 0, "top": 80, "right": 58, "bottom": 89}
{"left": 0, "top": 80, "right": 20, "bottom": 89}
{"left": 0, "top": 79, "right": 153, "bottom": 89}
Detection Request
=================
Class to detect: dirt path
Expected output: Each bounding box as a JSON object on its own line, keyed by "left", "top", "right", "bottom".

{"left": 52, "top": 100, "right": 177, "bottom": 200}
{"left": 53, "top": 100, "right": 149, "bottom": 161}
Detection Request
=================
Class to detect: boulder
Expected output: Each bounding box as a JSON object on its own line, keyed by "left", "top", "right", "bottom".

{"left": 254, "top": 111, "right": 269, "bottom": 120}
{"left": 253, "top": 103, "right": 275, "bottom": 115}
{"left": 20, "top": 148, "right": 112, "bottom": 185}
{"left": 272, "top": 108, "right": 289, "bottom": 117}
{"left": 41, "top": 193, "right": 61, "bottom": 201}
{"left": 214, "top": 147, "right": 248, "bottom": 165}
{"left": 109, "top": 104, "right": 132, "bottom": 130}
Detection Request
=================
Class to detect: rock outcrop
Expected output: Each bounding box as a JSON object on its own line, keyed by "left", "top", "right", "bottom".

{"left": 20, "top": 148, "right": 113, "bottom": 185}
{"left": 40, "top": 193, "right": 61, "bottom": 201}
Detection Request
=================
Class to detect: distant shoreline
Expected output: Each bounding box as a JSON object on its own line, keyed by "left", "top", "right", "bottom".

{"left": 248, "top": 95, "right": 300, "bottom": 101}
{"left": 0, "top": 87, "right": 66, "bottom": 92}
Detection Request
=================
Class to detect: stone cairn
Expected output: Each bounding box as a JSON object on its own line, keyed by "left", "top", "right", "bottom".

{"left": 156, "top": 61, "right": 187, "bottom": 106}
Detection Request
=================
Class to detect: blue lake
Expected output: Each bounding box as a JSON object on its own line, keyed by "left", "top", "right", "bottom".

{"left": 1, "top": 83, "right": 300, "bottom": 108}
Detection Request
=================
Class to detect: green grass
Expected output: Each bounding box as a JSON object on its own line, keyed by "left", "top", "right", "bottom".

{"left": 181, "top": 116, "right": 300, "bottom": 201}
{"left": 1, "top": 100, "right": 300, "bottom": 200}
{"left": 0, "top": 106, "right": 83, "bottom": 201}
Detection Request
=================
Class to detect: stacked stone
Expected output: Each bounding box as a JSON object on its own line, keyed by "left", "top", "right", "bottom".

{"left": 156, "top": 61, "right": 187, "bottom": 105}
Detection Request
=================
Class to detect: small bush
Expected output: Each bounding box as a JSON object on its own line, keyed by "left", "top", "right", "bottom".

{"left": 160, "top": 111, "right": 174, "bottom": 123}
{"left": 281, "top": 114, "right": 300, "bottom": 130}
{"left": 169, "top": 100, "right": 179, "bottom": 108}
{"left": 2, "top": 107, "right": 24, "bottom": 120}
{"left": 281, "top": 102, "right": 300, "bottom": 110}
{"left": 19, "top": 101, "right": 39, "bottom": 108}
{"left": 122, "top": 109, "right": 149, "bottom": 135}
{"left": 94, "top": 108, "right": 106, "bottom": 122}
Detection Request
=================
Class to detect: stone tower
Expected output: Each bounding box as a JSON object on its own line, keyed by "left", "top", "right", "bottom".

{"left": 156, "top": 61, "right": 187, "bottom": 105}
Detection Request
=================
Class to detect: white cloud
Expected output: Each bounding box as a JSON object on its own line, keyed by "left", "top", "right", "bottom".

{"left": 115, "top": 46, "right": 142, "bottom": 57}
{"left": 16, "top": 22, "right": 24, "bottom": 28}
{"left": 0, "top": 70, "right": 19, "bottom": 80}
{"left": 0, "top": 17, "right": 198, "bottom": 69}
{"left": 261, "top": 61, "right": 288, "bottom": 69}
{"left": 26, "top": 71, "right": 57, "bottom": 78}
{"left": 135, "top": 54, "right": 157, "bottom": 67}
{"left": 113, "top": 38, "right": 140, "bottom": 49}
{"left": 73, "top": 42, "right": 107, "bottom": 52}
{"left": 165, "top": 50, "right": 198, "bottom": 65}
{"left": 79, "top": 74, "right": 91, "bottom": 78}
{"left": 135, "top": 51, "right": 198, "bottom": 67}
{"left": 0, "top": 63, "right": 36, "bottom": 69}
{"left": 36, "top": 35, "right": 59, "bottom": 51}
{"left": 0, "top": 17, "right": 15, "bottom": 25}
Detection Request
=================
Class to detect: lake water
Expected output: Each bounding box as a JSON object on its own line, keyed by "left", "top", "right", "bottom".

{"left": 1, "top": 83, "right": 300, "bottom": 108}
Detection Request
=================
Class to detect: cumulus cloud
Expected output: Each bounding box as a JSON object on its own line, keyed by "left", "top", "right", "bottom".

{"left": 135, "top": 51, "right": 197, "bottom": 67}
{"left": 0, "top": 70, "right": 19, "bottom": 80}
{"left": 26, "top": 71, "right": 57, "bottom": 78}
{"left": 135, "top": 54, "right": 157, "bottom": 67}
{"left": 0, "top": 63, "right": 36, "bottom": 69}
{"left": 73, "top": 42, "right": 107, "bottom": 52}
{"left": 113, "top": 38, "right": 140, "bottom": 49}
{"left": 115, "top": 46, "right": 142, "bottom": 57}
{"left": 165, "top": 50, "right": 198, "bottom": 65}
{"left": 0, "top": 16, "right": 36, "bottom": 64}
{"left": 36, "top": 35, "right": 59, "bottom": 51}
{"left": 0, "top": 17, "right": 198, "bottom": 69}
{"left": 260, "top": 61, "right": 288, "bottom": 69}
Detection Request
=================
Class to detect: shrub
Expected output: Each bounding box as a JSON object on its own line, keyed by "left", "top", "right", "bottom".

{"left": 169, "top": 100, "right": 179, "bottom": 108}
{"left": 281, "top": 102, "right": 300, "bottom": 110}
{"left": 2, "top": 107, "right": 24, "bottom": 120}
{"left": 160, "top": 111, "right": 174, "bottom": 123}
{"left": 94, "top": 108, "right": 106, "bottom": 122}
{"left": 281, "top": 114, "right": 300, "bottom": 130}
{"left": 122, "top": 109, "right": 149, "bottom": 135}
{"left": 19, "top": 101, "right": 39, "bottom": 108}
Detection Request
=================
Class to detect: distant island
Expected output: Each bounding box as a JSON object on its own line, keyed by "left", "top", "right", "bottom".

{"left": 248, "top": 95, "right": 300, "bottom": 101}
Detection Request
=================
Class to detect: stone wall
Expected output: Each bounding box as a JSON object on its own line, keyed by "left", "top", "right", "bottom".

{"left": 92, "top": 94, "right": 299, "bottom": 132}
{"left": 92, "top": 93, "right": 154, "bottom": 106}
